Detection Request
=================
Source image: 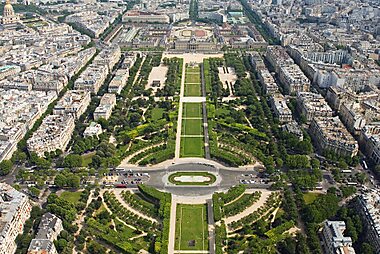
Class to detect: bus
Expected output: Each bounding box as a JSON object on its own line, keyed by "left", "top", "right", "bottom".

{"left": 362, "top": 160, "right": 368, "bottom": 170}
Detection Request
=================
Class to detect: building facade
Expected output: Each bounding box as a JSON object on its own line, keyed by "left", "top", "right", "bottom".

{"left": 309, "top": 117, "right": 358, "bottom": 157}
{"left": 321, "top": 221, "right": 356, "bottom": 254}
{"left": 0, "top": 183, "right": 32, "bottom": 254}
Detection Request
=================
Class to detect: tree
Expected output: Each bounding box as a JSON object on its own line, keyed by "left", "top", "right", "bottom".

{"left": 28, "top": 186, "right": 40, "bottom": 197}
{"left": 296, "top": 233, "right": 310, "bottom": 254}
{"left": 66, "top": 174, "right": 80, "bottom": 188}
{"left": 54, "top": 174, "right": 67, "bottom": 187}
{"left": 87, "top": 241, "right": 107, "bottom": 254}
{"left": 338, "top": 159, "right": 348, "bottom": 170}
{"left": 34, "top": 157, "right": 51, "bottom": 169}
{"left": 345, "top": 217, "right": 358, "bottom": 242}
{"left": 55, "top": 238, "right": 68, "bottom": 252}
{"left": 285, "top": 155, "right": 310, "bottom": 169}
{"left": 361, "top": 243, "right": 374, "bottom": 254}
{"left": 12, "top": 150, "right": 27, "bottom": 164}
{"left": 0, "top": 160, "right": 12, "bottom": 175}
{"left": 63, "top": 154, "right": 83, "bottom": 168}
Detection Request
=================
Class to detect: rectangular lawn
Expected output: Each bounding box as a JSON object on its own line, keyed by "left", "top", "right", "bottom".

{"left": 184, "top": 84, "right": 201, "bottom": 96}
{"left": 175, "top": 204, "right": 208, "bottom": 251}
{"left": 185, "top": 73, "right": 201, "bottom": 84}
{"left": 183, "top": 103, "right": 202, "bottom": 118}
{"left": 182, "top": 119, "right": 203, "bottom": 136}
{"left": 180, "top": 137, "right": 204, "bottom": 157}
{"left": 186, "top": 66, "right": 200, "bottom": 73}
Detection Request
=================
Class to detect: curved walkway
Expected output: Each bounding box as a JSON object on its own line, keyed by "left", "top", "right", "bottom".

{"left": 224, "top": 189, "right": 272, "bottom": 225}
{"left": 120, "top": 142, "right": 165, "bottom": 166}
{"left": 101, "top": 189, "right": 158, "bottom": 223}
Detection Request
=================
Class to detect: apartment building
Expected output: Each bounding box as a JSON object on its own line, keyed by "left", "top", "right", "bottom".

{"left": 0, "top": 183, "right": 32, "bottom": 254}
{"left": 83, "top": 122, "right": 102, "bottom": 138}
{"left": 93, "top": 44, "right": 121, "bottom": 71}
{"left": 282, "top": 121, "right": 304, "bottom": 140}
{"left": 257, "top": 69, "right": 278, "bottom": 95}
{"left": 74, "top": 65, "right": 108, "bottom": 94}
{"left": 108, "top": 68, "right": 129, "bottom": 94}
{"left": 28, "top": 213, "right": 63, "bottom": 254}
{"left": 0, "top": 89, "right": 57, "bottom": 162}
{"left": 93, "top": 93, "right": 116, "bottom": 121}
{"left": 265, "top": 45, "right": 294, "bottom": 72}
{"left": 249, "top": 51, "right": 266, "bottom": 71}
{"left": 340, "top": 102, "right": 367, "bottom": 135}
{"left": 0, "top": 65, "right": 21, "bottom": 80}
{"left": 269, "top": 93, "right": 293, "bottom": 123}
{"left": 278, "top": 64, "right": 310, "bottom": 94}
{"left": 296, "top": 92, "right": 333, "bottom": 122}
{"left": 53, "top": 90, "right": 91, "bottom": 119}
{"left": 31, "top": 69, "right": 68, "bottom": 93}
{"left": 309, "top": 117, "right": 358, "bottom": 157}
{"left": 360, "top": 123, "right": 380, "bottom": 165}
{"left": 321, "top": 221, "right": 356, "bottom": 254}
{"left": 27, "top": 114, "right": 75, "bottom": 157}
{"left": 356, "top": 190, "right": 380, "bottom": 253}
{"left": 122, "top": 11, "right": 170, "bottom": 24}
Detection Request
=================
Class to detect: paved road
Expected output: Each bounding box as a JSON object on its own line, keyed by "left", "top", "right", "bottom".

{"left": 174, "top": 58, "right": 186, "bottom": 158}
{"left": 200, "top": 63, "right": 211, "bottom": 160}
{"left": 112, "top": 162, "right": 271, "bottom": 196}
{"left": 207, "top": 199, "right": 215, "bottom": 254}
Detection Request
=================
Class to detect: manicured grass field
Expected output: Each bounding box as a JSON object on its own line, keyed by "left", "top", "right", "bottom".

{"left": 151, "top": 107, "right": 165, "bottom": 121}
{"left": 182, "top": 119, "right": 203, "bottom": 136}
{"left": 186, "top": 66, "right": 200, "bottom": 73}
{"left": 184, "top": 84, "right": 201, "bottom": 96}
{"left": 60, "top": 191, "right": 82, "bottom": 204}
{"left": 168, "top": 172, "right": 217, "bottom": 185}
{"left": 180, "top": 137, "right": 204, "bottom": 157}
{"left": 185, "top": 73, "right": 201, "bottom": 84}
{"left": 183, "top": 103, "right": 202, "bottom": 118}
{"left": 175, "top": 204, "right": 208, "bottom": 251}
{"left": 81, "top": 152, "right": 95, "bottom": 167}
{"left": 303, "top": 192, "right": 321, "bottom": 205}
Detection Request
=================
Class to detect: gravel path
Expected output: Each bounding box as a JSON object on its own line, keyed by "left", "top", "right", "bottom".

{"left": 224, "top": 189, "right": 272, "bottom": 225}
{"left": 110, "top": 189, "right": 159, "bottom": 223}
{"left": 174, "top": 58, "right": 186, "bottom": 159}
{"left": 119, "top": 142, "right": 165, "bottom": 166}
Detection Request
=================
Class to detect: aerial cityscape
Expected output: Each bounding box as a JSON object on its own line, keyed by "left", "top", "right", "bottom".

{"left": 0, "top": 0, "right": 379, "bottom": 253}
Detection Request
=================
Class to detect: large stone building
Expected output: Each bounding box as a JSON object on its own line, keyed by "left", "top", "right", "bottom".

{"left": 169, "top": 26, "right": 220, "bottom": 52}
{"left": 360, "top": 123, "right": 380, "bottom": 165}
{"left": 356, "top": 190, "right": 380, "bottom": 253}
{"left": 296, "top": 92, "right": 333, "bottom": 122}
{"left": 278, "top": 64, "right": 310, "bottom": 94}
{"left": 27, "top": 114, "right": 75, "bottom": 157}
{"left": 122, "top": 11, "right": 170, "bottom": 24}
{"left": 28, "top": 213, "right": 63, "bottom": 254}
{"left": 269, "top": 93, "right": 293, "bottom": 123}
{"left": 93, "top": 93, "right": 116, "bottom": 121}
{"left": 53, "top": 90, "right": 91, "bottom": 119}
{"left": 1, "top": 0, "right": 20, "bottom": 28}
{"left": 108, "top": 68, "right": 129, "bottom": 94}
{"left": 309, "top": 117, "right": 358, "bottom": 157}
{"left": 321, "top": 221, "right": 356, "bottom": 254}
{"left": 0, "top": 183, "right": 32, "bottom": 254}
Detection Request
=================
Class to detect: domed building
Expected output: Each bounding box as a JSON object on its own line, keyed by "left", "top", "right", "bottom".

{"left": 1, "top": 0, "right": 20, "bottom": 27}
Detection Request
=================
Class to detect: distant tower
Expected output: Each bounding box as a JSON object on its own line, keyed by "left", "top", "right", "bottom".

{"left": 1, "top": 0, "right": 20, "bottom": 26}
